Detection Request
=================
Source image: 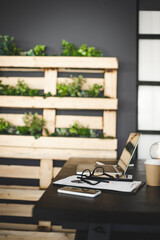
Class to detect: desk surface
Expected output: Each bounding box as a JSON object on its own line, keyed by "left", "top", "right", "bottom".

{"left": 33, "top": 158, "right": 160, "bottom": 227}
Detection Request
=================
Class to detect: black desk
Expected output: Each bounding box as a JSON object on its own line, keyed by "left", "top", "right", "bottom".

{"left": 33, "top": 158, "right": 160, "bottom": 240}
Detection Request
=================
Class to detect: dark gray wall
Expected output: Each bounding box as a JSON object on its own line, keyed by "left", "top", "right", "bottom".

{"left": 0, "top": 0, "right": 137, "bottom": 158}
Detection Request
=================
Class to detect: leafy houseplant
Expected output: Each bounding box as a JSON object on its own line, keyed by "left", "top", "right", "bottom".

{"left": 0, "top": 80, "right": 52, "bottom": 97}
{"left": 57, "top": 75, "right": 86, "bottom": 97}
{"left": 0, "top": 113, "right": 46, "bottom": 139}
{"left": 61, "top": 40, "right": 103, "bottom": 57}
{"left": 51, "top": 122, "right": 102, "bottom": 138}
{"left": 56, "top": 75, "right": 103, "bottom": 97}
{"left": 0, "top": 35, "right": 21, "bottom": 56}
{"left": 22, "top": 112, "right": 46, "bottom": 139}
{"left": 20, "top": 44, "right": 46, "bottom": 56}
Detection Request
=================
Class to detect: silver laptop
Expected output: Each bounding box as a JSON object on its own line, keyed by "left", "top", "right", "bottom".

{"left": 96, "top": 133, "right": 141, "bottom": 175}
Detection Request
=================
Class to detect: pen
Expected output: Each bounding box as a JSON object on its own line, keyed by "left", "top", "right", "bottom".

{"left": 77, "top": 176, "right": 109, "bottom": 183}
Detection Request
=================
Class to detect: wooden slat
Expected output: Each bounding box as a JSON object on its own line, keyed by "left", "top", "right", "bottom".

{"left": 104, "top": 70, "right": 117, "bottom": 98}
{"left": 0, "top": 135, "right": 117, "bottom": 150}
{"left": 0, "top": 114, "right": 103, "bottom": 130}
{"left": 40, "top": 159, "right": 53, "bottom": 189}
{"left": 0, "top": 223, "right": 38, "bottom": 231}
{"left": 0, "top": 188, "right": 44, "bottom": 201}
{"left": 0, "top": 185, "right": 40, "bottom": 190}
{"left": 0, "top": 96, "right": 118, "bottom": 110}
{"left": 0, "top": 56, "right": 118, "bottom": 69}
{"left": 103, "top": 111, "right": 116, "bottom": 137}
{"left": 0, "top": 77, "right": 44, "bottom": 89}
{"left": 58, "top": 77, "right": 104, "bottom": 90}
{"left": 0, "top": 204, "right": 33, "bottom": 217}
{"left": 0, "top": 114, "right": 25, "bottom": 126}
{"left": 0, "top": 146, "right": 117, "bottom": 160}
{"left": 38, "top": 221, "right": 51, "bottom": 232}
{"left": 0, "top": 165, "right": 39, "bottom": 179}
{"left": 58, "top": 68, "right": 104, "bottom": 73}
{"left": 42, "top": 109, "right": 56, "bottom": 135}
{"left": 0, "top": 68, "right": 44, "bottom": 72}
{"left": 44, "top": 69, "right": 57, "bottom": 94}
{"left": 0, "top": 223, "right": 75, "bottom": 234}
{"left": 0, "top": 230, "right": 74, "bottom": 240}
{"left": 53, "top": 167, "right": 62, "bottom": 178}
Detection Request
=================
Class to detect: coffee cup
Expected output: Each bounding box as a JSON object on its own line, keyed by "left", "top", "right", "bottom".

{"left": 145, "top": 159, "right": 160, "bottom": 186}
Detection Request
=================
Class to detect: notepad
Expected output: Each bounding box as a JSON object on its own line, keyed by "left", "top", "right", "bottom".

{"left": 53, "top": 175, "right": 144, "bottom": 193}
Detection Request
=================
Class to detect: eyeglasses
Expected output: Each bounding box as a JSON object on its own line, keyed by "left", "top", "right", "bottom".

{"left": 77, "top": 166, "right": 117, "bottom": 185}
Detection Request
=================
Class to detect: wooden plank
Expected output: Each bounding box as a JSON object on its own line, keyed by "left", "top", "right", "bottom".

{"left": 0, "top": 135, "right": 117, "bottom": 150}
{"left": 0, "top": 223, "right": 38, "bottom": 231}
{"left": 53, "top": 167, "right": 62, "bottom": 178}
{"left": 0, "top": 188, "right": 44, "bottom": 201}
{"left": 0, "top": 204, "right": 33, "bottom": 217}
{"left": 0, "top": 67, "right": 44, "bottom": 72}
{"left": 104, "top": 70, "right": 117, "bottom": 98}
{"left": 103, "top": 111, "right": 116, "bottom": 137}
{"left": 0, "top": 114, "right": 102, "bottom": 130}
{"left": 58, "top": 68, "right": 104, "bottom": 73}
{"left": 56, "top": 115, "right": 103, "bottom": 129}
{"left": 38, "top": 221, "right": 51, "bottom": 232}
{"left": 0, "top": 96, "right": 118, "bottom": 110}
{"left": 40, "top": 159, "right": 53, "bottom": 189}
{"left": 0, "top": 77, "right": 44, "bottom": 89}
{"left": 42, "top": 109, "right": 56, "bottom": 135}
{"left": 0, "top": 114, "right": 25, "bottom": 126}
{"left": 0, "top": 230, "right": 74, "bottom": 240}
{"left": 58, "top": 77, "right": 104, "bottom": 90}
{"left": 0, "top": 165, "right": 39, "bottom": 179}
{"left": 0, "top": 223, "right": 75, "bottom": 233}
{"left": 0, "top": 56, "right": 118, "bottom": 69}
{"left": 0, "top": 185, "right": 40, "bottom": 190}
{"left": 0, "top": 146, "right": 117, "bottom": 160}
{"left": 44, "top": 69, "right": 57, "bottom": 95}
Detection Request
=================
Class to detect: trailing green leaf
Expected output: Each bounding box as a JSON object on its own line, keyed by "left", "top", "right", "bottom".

{"left": 0, "top": 35, "right": 21, "bottom": 56}
{"left": 57, "top": 75, "right": 86, "bottom": 97}
{"left": 21, "top": 44, "right": 46, "bottom": 56}
{"left": 51, "top": 122, "right": 99, "bottom": 138}
{"left": 23, "top": 112, "right": 46, "bottom": 139}
{"left": 61, "top": 39, "right": 103, "bottom": 57}
{"left": 0, "top": 80, "right": 52, "bottom": 97}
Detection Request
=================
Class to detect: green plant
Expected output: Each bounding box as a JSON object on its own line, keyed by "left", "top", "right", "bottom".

{"left": 61, "top": 40, "right": 103, "bottom": 57}
{"left": 52, "top": 122, "right": 97, "bottom": 138}
{"left": 0, "top": 80, "right": 52, "bottom": 97}
{"left": 22, "top": 112, "right": 46, "bottom": 139}
{"left": 0, "top": 35, "right": 21, "bottom": 56}
{"left": 0, "top": 118, "right": 14, "bottom": 134}
{"left": 86, "top": 84, "right": 103, "bottom": 97}
{"left": 21, "top": 44, "right": 46, "bottom": 56}
{"left": 57, "top": 75, "right": 86, "bottom": 97}
{"left": 56, "top": 75, "right": 103, "bottom": 97}
{"left": 77, "top": 44, "right": 103, "bottom": 57}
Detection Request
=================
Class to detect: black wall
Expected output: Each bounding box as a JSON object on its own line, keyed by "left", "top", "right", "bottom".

{"left": 0, "top": 0, "right": 137, "bottom": 157}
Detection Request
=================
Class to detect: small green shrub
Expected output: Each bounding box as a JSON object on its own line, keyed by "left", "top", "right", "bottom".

{"left": 0, "top": 118, "right": 13, "bottom": 134}
{"left": 0, "top": 35, "right": 21, "bottom": 56}
{"left": 21, "top": 44, "right": 46, "bottom": 56}
{"left": 57, "top": 75, "right": 86, "bottom": 97}
{"left": 52, "top": 122, "right": 97, "bottom": 138}
{"left": 22, "top": 112, "right": 46, "bottom": 139}
{"left": 0, "top": 80, "right": 52, "bottom": 97}
{"left": 56, "top": 75, "right": 103, "bottom": 97}
{"left": 61, "top": 40, "right": 103, "bottom": 57}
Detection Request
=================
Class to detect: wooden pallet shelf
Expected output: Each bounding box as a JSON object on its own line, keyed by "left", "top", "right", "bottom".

{"left": 0, "top": 56, "right": 118, "bottom": 235}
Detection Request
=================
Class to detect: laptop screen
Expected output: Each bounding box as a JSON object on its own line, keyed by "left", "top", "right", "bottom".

{"left": 118, "top": 133, "right": 141, "bottom": 173}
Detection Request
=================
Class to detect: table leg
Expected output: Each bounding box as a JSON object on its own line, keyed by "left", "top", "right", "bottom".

{"left": 87, "top": 223, "right": 111, "bottom": 240}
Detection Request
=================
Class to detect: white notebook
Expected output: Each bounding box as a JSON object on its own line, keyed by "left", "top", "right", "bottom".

{"left": 53, "top": 175, "right": 144, "bottom": 193}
